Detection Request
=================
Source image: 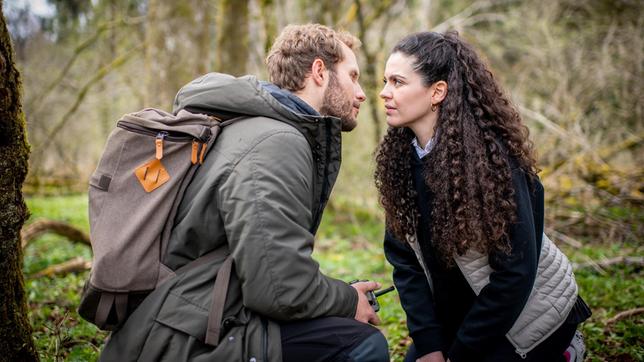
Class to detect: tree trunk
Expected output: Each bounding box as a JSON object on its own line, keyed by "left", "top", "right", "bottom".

{"left": 0, "top": 3, "right": 39, "bottom": 361}
{"left": 259, "top": 0, "right": 277, "bottom": 54}
{"left": 215, "top": 0, "right": 249, "bottom": 76}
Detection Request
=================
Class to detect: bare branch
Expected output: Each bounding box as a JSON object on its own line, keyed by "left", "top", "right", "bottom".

{"left": 605, "top": 307, "right": 644, "bottom": 327}
{"left": 32, "top": 44, "right": 144, "bottom": 161}
{"left": 28, "top": 257, "right": 91, "bottom": 278}
{"left": 518, "top": 105, "right": 571, "bottom": 140}
{"left": 21, "top": 219, "right": 90, "bottom": 249}
{"left": 575, "top": 254, "right": 607, "bottom": 275}
{"left": 460, "top": 13, "right": 507, "bottom": 28}
{"left": 574, "top": 256, "right": 644, "bottom": 272}
{"left": 547, "top": 228, "right": 583, "bottom": 248}
{"left": 26, "top": 16, "right": 145, "bottom": 112}
{"left": 431, "top": 0, "right": 516, "bottom": 32}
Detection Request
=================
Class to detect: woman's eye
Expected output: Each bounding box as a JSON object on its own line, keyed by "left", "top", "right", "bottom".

{"left": 383, "top": 78, "right": 403, "bottom": 86}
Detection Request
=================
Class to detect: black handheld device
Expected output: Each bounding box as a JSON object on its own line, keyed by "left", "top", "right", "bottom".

{"left": 349, "top": 280, "right": 396, "bottom": 312}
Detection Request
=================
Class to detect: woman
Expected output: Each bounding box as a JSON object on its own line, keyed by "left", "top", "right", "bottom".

{"left": 375, "top": 31, "right": 590, "bottom": 362}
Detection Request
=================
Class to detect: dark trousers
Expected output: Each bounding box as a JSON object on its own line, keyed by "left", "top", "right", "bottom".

{"left": 281, "top": 317, "right": 389, "bottom": 362}
{"left": 404, "top": 321, "right": 577, "bottom": 362}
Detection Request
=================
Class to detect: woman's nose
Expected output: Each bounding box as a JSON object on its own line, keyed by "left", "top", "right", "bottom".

{"left": 379, "top": 86, "right": 390, "bottom": 99}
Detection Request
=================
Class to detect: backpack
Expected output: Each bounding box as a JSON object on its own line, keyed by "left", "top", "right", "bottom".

{"left": 78, "top": 108, "right": 234, "bottom": 342}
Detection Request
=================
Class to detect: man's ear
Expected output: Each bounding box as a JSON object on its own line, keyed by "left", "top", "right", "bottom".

{"left": 431, "top": 80, "right": 448, "bottom": 103}
{"left": 311, "top": 58, "right": 327, "bottom": 87}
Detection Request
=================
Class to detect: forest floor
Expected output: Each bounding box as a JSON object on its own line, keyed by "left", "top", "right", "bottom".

{"left": 23, "top": 194, "right": 643, "bottom": 361}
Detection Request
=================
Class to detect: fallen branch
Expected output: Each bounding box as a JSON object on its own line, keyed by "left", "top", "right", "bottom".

{"left": 29, "top": 257, "right": 92, "bottom": 278}
{"left": 575, "top": 254, "right": 607, "bottom": 275}
{"left": 547, "top": 228, "right": 583, "bottom": 248}
{"left": 21, "top": 219, "right": 90, "bottom": 249}
{"left": 605, "top": 307, "right": 644, "bottom": 326}
{"left": 573, "top": 256, "right": 644, "bottom": 271}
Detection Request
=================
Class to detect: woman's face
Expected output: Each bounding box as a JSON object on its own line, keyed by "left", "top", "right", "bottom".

{"left": 380, "top": 52, "right": 434, "bottom": 128}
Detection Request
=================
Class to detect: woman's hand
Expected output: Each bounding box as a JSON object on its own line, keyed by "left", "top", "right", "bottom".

{"left": 416, "top": 351, "right": 446, "bottom": 362}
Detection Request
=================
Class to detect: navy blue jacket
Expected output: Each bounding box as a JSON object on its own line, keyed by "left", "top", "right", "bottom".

{"left": 384, "top": 149, "right": 545, "bottom": 361}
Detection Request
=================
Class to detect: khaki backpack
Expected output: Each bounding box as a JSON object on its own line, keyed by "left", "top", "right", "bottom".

{"left": 78, "top": 108, "right": 234, "bottom": 345}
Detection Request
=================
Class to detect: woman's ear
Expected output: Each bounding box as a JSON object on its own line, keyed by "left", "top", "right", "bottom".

{"left": 431, "top": 80, "right": 448, "bottom": 104}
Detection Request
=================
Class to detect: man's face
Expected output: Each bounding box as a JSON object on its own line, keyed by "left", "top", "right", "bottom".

{"left": 320, "top": 43, "right": 366, "bottom": 132}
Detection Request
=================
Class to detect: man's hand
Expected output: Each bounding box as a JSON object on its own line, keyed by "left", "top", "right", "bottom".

{"left": 416, "top": 351, "right": 446, "bottom": 362}
{"left": 350, "top": 281, "right": 381, "bottom": 325}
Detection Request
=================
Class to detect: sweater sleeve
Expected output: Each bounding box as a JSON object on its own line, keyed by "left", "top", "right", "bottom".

{"left": 448, "top": 168, "right": 540, "bottom": 362}
{"left": 384, "top": 230, "right": 444, "bottom": 356}
{"left": 218, "top": 130, "right": 358, "bottom": 321}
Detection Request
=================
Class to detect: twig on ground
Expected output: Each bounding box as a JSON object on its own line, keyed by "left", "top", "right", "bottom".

{"left": 547, "top": 228, "right": 584, "bottom": 248}
{"left": 29, "top": 257, "right": 92, "bottom": 278}
{"left": 574, "top": 256, "right": 644, "bottom": 271}
{"left": 574, "top": 254, "right": 607, "bottom": 275}
{"left": 605, "top": 307, "right": 644, "bottom": 327}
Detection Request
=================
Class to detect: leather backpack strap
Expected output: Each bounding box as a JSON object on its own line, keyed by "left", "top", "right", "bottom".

{"left": 95, "top": 292, "right": 115, "bottom": 330}
{"left": 205, "top": 255, "right": 234, "bottom": 346}
{"left": 94, "top": 292, "right": 130, "bottom": 330}
{"left": 174, "top": 245, "right": 229, "bottom": 275}
{"left": 114, "top": 294, "right": 128, "bottom": 326}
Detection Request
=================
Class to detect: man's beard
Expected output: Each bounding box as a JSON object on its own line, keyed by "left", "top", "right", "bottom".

{"left": 319, "top": 72, "right": 356, "bottom": 132}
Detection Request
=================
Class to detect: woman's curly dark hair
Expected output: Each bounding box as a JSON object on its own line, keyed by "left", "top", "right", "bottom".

{"left": 375, "top": 31, "right": 538, "bottom": 264}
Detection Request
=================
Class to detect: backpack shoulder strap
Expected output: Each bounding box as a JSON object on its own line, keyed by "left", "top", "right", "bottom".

{"left": 205, "top": 255, "right": 234, "bottom": 346}
{"left": 173, "top": 245, "right": 233, "bottom": 347}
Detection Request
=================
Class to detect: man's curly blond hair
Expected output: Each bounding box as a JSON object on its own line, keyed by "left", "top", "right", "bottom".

{"left": 266, "top": 24, "right": 360, "bottom": 92}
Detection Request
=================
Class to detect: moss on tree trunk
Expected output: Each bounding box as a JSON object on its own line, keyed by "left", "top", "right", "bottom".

{"left": 0, "top": 3, "right": 38, "bottom": 361}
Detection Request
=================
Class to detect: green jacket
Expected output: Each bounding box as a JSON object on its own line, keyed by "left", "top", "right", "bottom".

{"left": 100, "top": 73, "right": 358, "bottom": 361}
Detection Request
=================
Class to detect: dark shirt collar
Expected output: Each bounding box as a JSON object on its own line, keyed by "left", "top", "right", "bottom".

{"left": 260, "top": 82, "right": 320, "bottom": 117}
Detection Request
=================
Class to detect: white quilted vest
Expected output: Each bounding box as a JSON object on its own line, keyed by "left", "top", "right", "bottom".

{"left": 409, "top": 233, "right": 577, "bottom": 358}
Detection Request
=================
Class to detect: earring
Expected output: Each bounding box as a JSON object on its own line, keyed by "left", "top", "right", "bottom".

{"left": 431, "top": 104, "right": 437, "bottom": 112}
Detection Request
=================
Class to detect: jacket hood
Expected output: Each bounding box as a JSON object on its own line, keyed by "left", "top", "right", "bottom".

{"left": 173, "top": 72, "right": 342, "bottom": 234}
{"left": 173, "top": 72, "right": 319, "bottom": 124}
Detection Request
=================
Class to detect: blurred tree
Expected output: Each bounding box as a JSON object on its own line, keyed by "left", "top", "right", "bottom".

{"left": 215, "top": 0, "right": 248, "bottom": 76}
{"left": 145, "top": 0, "right": 211, "bottom": 109}
{"left": 0, "top": 3, "right": 38, "bottom": 360}
{"left": 353, "top": 0, "right": 403, "bottom": 143}
{"left": 42, "top": 0, "right": 93, "bottom": 39}
{"left": 259, "top": 0, "right": 277, "bottom": 54}
{"left": 93, "top": 0, "right": 146, "bottom": 133}
{"left": 307, "top": 0, "right": 344, "bottom": 25}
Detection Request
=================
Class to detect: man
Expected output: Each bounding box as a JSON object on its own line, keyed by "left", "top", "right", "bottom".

{"left": 100, "top": 24, "right": 389, "bottom": 362}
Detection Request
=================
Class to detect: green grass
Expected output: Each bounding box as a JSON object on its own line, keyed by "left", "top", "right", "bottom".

{"left": 23, "top": 194, "right": 642, "bottom": 361}
{"left": 24, "top": 195, "right": 105, "bottom": 361}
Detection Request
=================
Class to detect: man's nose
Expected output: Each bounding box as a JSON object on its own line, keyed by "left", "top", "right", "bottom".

{"left": 356, "top": 84, "right": 366, "bottom": 102}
